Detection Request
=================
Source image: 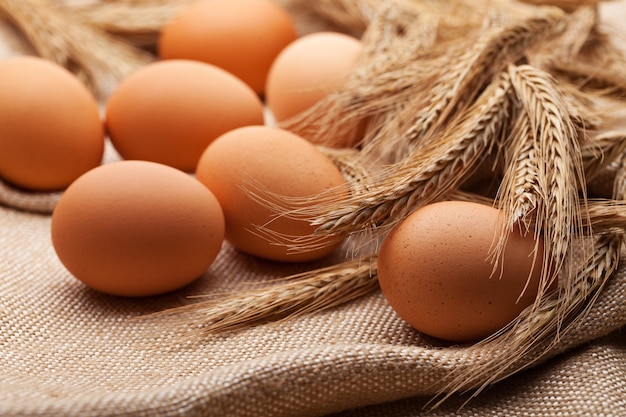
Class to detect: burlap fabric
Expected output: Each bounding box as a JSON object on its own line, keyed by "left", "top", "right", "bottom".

{"left": 1, "top": 2, "right": 626, "bottom": 416}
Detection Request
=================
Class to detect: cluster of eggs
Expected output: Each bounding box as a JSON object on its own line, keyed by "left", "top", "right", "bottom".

{"left": 0, "top": 0, "right": 551, "bottom": 343}
{"left": 0, "top": 0, "right": 361, "bottom": 298}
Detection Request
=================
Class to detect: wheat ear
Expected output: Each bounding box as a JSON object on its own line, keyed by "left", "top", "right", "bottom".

{"left": 147, "top": 256, "right": 379, "bottom": 335}
{"left": 0, "top": 0, "right": 153, "bottom": 98}
{"left": 495, "top": 113, "right": 540, "bottom": 232}
{"left": 307, "top": 71, "right": 514, "bottom": 239}
{"left": 377, "top": 7, "right": 566, "bottom": 159}
{"left": 505, "top": 64, "right": 588, "bottom": 300}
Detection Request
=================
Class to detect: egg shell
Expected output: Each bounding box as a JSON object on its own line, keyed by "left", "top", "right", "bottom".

{"left": 0, "top": 56, "right": 104, "bottom": 191}
{"left": 265, "top": 32, "right": 364, "bottom": 147}
{"left": 105, "top": 60, "right": 264, "bottom": 172}
{"left": 158, "top": 0, "right": 297, "bottom": 95}
{"left": 266, "top": 31, "right": 362, "bottom": 121}
{"left": 377, "top": 201, "right": 549, "bottom": 343}
{"left": 195, "top": 125, "right": 348, "bottom": 262}
{"left": 51, "top": 160, "right": 225, "bottom": 297}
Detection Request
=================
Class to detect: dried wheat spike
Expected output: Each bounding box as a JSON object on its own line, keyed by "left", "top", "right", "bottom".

{"left": 383, "top": 7, "right": 566, "bottom": 158}
{"left": 531, "top": 4, "right": 598, "bottom": 67}
{"left": 149, "top": 256, "right": 379, "bottom": 335}
{"left": 498, "top": 114, "right": 539, "bottom": 229}
{"left": 301, "top": 70, "right": 514, "bottom": 240}
{"left": 506, "top": 63, "right": 588, "bottom": 298}
{"left": 583, "top": 199, "right": 626, "bottom": 233}
{"left": 0, "top": 0, "right": 154, "bottom": 99}
{"left": 319, "top": 146, "right": 372, "bottom": 198}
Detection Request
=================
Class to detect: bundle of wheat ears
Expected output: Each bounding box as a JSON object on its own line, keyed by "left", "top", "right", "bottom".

{"left": 2, "top": 0, "right": 626, "bottom": 404}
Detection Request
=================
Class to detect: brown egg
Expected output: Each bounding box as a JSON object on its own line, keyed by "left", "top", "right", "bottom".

{"left": 195, "top": 125, "right": 348, "bottom": 262}
{"left": 105, "top": 60, "right": 264, "bottom": 172}
{"left": 51, "top": 160, "right": 225, "bottom": 297}
{"left": 377, "top": 201, "right": 550, "bottom": 343}
{"left": 265, "top": 31, "right": 364, "bottom": 147}
{"left": 0, "top": 56, "right": 104, "bottom": 191}
{"left": 158, "top": 0, "right": 297, "bottom": 95}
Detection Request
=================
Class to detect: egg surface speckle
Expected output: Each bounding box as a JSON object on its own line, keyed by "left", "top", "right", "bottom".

{"left": 377, "top": 201, "right": 548, "bottom": 343}
{"left": 195, "top": 125, "right": 348, "bottom": 262}
{"left": 51, "top": 160, "right": 225, "bottom": 297}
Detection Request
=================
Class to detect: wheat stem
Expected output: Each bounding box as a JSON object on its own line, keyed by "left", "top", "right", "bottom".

{"left": 148, "top": 256, "right": 379, "bottom": 335}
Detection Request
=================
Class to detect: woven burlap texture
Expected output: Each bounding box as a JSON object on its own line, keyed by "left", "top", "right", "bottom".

{"left": 1, "top": 198, "right": 626, "bottom": 417}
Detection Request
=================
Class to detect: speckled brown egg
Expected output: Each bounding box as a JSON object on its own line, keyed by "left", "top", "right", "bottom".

{"left": 0, "top": 56, "right": 104, "bottom": 191}
{"left": 195, "top": 125, "right": 348, "bottom": 262}
{"left": 377, "top": 201, "right": 549, "bottom": 343}
{"left": 51, "top": 160, "right": 225, "bottom": 297}
{"left": 105, "top": 60, "right": 264, "bottom": 172}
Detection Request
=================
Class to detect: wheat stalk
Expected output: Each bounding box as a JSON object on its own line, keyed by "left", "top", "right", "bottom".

{"left": 0, "top": 0, "right": 154, "bottom": 99}
{"left": 147, "top": 255, "right": 379, "bottom": 335}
